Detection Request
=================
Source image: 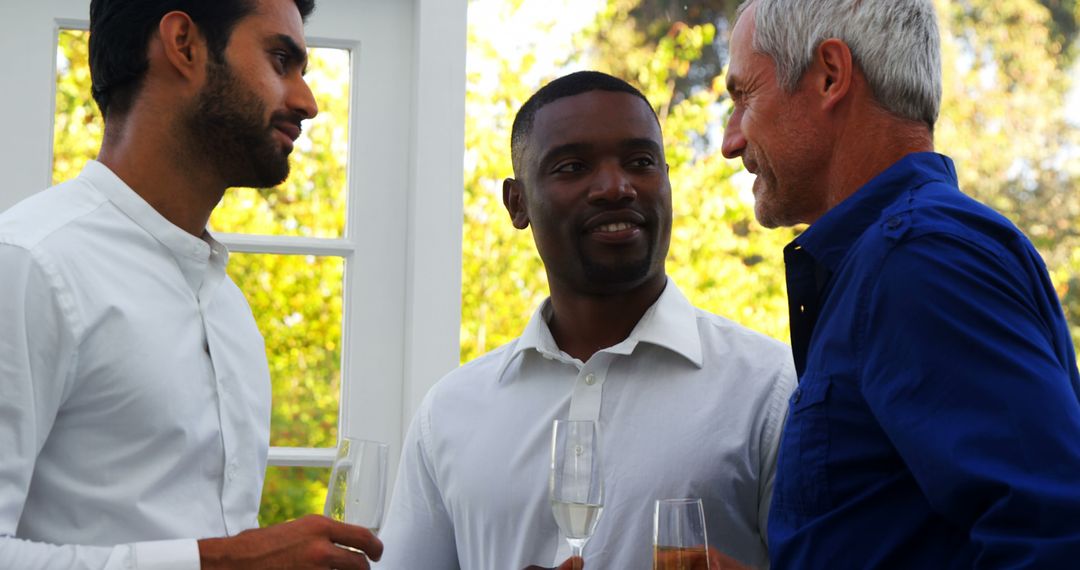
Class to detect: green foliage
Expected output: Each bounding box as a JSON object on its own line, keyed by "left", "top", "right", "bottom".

{"left": 936, "top": 0, "right": 1080, "bottom": 356}
{"left": 460, "top": 4, "right": 556, "bottom": 360}
{"left": 461, "top": 0, "right": 1079, "bottom": 365}
{"left": 53, "top": 31, "right": 100, "bottom": 185}
{"left": 461, "top": 1, "right": 796, "bottom": 358}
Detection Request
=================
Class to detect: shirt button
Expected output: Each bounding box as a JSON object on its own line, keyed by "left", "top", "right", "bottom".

{"left": 885, "top": 217, "right": 902, "bottom": 230}
{"left": 792, "top": 388, "right": 801, "bottom": 405}
{"left": 584, "top": 373, "right": 596, "bottom": 386}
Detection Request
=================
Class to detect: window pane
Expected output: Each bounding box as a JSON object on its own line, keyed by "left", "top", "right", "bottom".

{"left": 53, "top": 30, "right": 350, "bottom": 238}
{"left": 53, "top": 30, "right": 100, "bottom": 184}
{"left": 227, "top": 252, "right": 343, "bottom": 448}
{"left": 259, "top": 465, "right": 331, "bottom": 526}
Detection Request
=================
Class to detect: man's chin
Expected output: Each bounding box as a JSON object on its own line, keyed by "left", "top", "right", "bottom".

{"left": 581, "top": 258, "right": 654, "bottom": 290}
{"left": 248, "top": 154, "right": 290, "bottom": 187}
{"left": 753, "top": 192, "right": 789, "bottom": 229}
{"left": 754, "top": 210, "right": 783, "bottom": 229}
{"left": 229, "top": 165, "right": 290, "bottom": 189}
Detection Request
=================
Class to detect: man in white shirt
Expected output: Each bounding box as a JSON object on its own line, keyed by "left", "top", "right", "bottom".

{"left": 0, "top": 0, "right": 381, "bottom": 568}
{"left": 378, "top": 71, "right": 794, "bottom": 569}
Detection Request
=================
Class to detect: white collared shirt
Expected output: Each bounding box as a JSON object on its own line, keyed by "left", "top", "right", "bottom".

{"left": 378, "top": 280, "right": 795, "bottom": 569}
{"left": 0, "top": 161, "right": 270, "bottom": 570}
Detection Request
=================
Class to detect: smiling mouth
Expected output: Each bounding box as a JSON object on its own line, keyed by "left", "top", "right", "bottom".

{"left": 591, "top": 222, "right": 637, "bottom": 233}
{"left": 273, "top": 122, "right": 302, "bottom": 142}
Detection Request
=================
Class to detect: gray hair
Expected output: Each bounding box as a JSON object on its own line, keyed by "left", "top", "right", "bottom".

{"left": 737, "top": 0, "right": 941, "bottom": 129}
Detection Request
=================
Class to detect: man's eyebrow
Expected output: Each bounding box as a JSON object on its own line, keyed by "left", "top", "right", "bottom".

{"left": 726, "top": 73, "right": 739, "bottom": 95}
{"left": 274, "top": 33, "right": 309, "bottom": 74}
{"left": 537, "top": 143, "right": 592, "bottom": 168}
{"left": 621, "top": 138, "right": 662, "bottom": 154}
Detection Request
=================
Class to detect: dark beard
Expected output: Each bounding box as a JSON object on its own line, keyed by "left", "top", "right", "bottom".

{"left": 579, "top": 242, "right": 655, "bottom": 288}
{"left": 184, "top": 60, "right": 291, "bottom": 188}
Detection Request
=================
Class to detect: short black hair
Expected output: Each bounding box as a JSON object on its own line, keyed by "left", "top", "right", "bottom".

{"left": 88, "top": 0, "right": 316, "bottom": 118}
{"left": 510, "top": 70, "right": 658, "bottom": 176}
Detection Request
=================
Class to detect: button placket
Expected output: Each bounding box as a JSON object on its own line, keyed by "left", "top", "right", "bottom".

{"left": 568, "top": 357, "right": 609, "bottom": 422}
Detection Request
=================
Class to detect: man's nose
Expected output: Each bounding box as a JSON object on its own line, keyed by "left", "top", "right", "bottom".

{"left": 721, "top": 112, "right": 745, "bottom": 159}
{"left": 587, "top": 161, "right": 636, "bottom": 203}
{"left": 289, "top": 75, "right": 319, "bottom": 120}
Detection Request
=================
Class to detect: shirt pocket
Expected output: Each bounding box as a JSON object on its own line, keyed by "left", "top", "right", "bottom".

{"left": 772, "top": 373, "right": 832, "bottom": 519}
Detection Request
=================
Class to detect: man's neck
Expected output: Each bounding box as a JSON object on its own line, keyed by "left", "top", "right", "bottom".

{"left": 97, "top": 113, "right": 227, "bottom": 237}
{"left": 821, "top": 108, "right": 935, "bottom": 217}
{"left": 546, "top": 274, "right": 667, "bottom": 362}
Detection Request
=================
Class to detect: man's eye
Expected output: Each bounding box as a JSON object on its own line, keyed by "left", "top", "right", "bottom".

{"left": 271, "top": 51, "right": 289, "bottom": 72}
{"left": 553, "top": 162, "right": 586, "bottom": 173}
{"left": 628, "top": 156, "right": 656, "bottom": 168}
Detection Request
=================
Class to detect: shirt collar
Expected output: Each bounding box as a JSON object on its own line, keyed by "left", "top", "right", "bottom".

{"left": 496, "top": 277, "right": 704, "bottom": 383}
{"left": 793, "top": 152, "right": 957, "bottom": 271}
{"left": 79, "top": 161, "right": 228, "bottom": 292}
{"left": 81, "top": 161, "right": 222, "bottom": 257}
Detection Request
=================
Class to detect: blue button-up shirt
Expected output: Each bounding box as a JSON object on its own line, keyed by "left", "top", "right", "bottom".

{"left": 768, "top": 152, "right": 1080, "bottom": 568}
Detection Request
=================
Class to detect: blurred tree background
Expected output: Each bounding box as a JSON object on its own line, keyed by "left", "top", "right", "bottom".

{"left": 462, "top": 0, "right": 1080, "bottom": 360}
{"left": 53, "top": 0, "right": 1079, "bottom": 527}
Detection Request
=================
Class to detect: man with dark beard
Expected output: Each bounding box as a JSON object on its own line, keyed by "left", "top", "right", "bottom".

{"left": 377, "top": 71, "right": 794, "bottom": 570}
{"left": 0, "top": 1, "right": 381, "bottom": 568}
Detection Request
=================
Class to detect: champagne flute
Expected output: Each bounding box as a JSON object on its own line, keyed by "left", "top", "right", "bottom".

{"left": 549, "top": 419, "right": 604, "bottom": 563}
{"left": 653, "top": 498, "right": 710, "bottom": 570}
{"left": 324, "top": 438, "right": 389, "bottom": 533}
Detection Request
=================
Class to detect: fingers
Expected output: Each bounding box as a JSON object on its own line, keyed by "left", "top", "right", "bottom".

{"left": 522, "top": 556, "right": 583, "bottom": 570}
{"left": 322, "top": 542, "right": 373, "bottom": 570}
{"left": 323, "top": 518, "right": 384, "bottom": 562}
{"left": 558, "top": 556, "right": 584, "bottom": 570}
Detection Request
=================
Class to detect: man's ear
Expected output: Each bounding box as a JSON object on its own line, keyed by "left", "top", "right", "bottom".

{"left": 503, "top": 178, "right": 530, "bottom": 230}
{"left": 154, "top": 11, "right": 207, "bottom": 83}
{"left": 813, "top": 38, "right": 854, "bottom": 112}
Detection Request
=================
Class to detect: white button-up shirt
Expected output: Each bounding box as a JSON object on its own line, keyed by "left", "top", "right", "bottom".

{"left": 378, "top": 281, "right": 795, "bottom": 569}
{"left": 0, "top": 161, "right": 270, "bottom": 569}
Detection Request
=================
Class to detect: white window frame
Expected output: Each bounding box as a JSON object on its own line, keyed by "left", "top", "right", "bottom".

{"left": 0, "top": 0, "right": 467, "bottom": 506}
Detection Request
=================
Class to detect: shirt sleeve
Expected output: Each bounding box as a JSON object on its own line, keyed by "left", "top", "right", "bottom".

{"left": 376, "top": 394, "right": 459, "bottom": 569}
{"left": 0, "top": 243, "right": 202, "bottom": 570}
{"left": 860, "top": 233, "right": 1080, "bottom": 565}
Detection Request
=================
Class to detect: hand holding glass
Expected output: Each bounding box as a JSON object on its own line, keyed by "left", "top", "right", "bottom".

{"left": 549, "top": 420, "right": 604, "bottom": 562}
{"left": 324, "top": 438, "right": 389, "bottom": 533}
{"left": 653, "top": 498, "right": 710, "bottom": 570}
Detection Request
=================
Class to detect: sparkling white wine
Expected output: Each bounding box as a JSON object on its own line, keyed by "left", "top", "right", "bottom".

{"left": 550, "top": 500, "right": 603, "bottom": 539}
